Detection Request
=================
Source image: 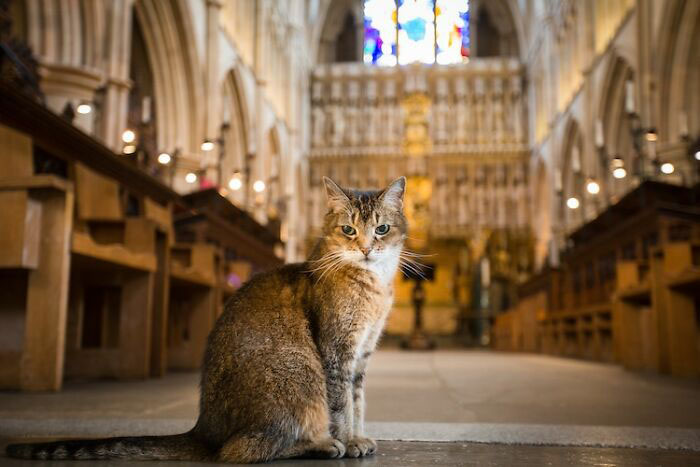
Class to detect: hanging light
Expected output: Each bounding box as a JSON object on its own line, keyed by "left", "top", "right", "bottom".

{"left": 645, "top": 128, "right": 658, "bottom": 142}
{"left": 611, "top": 157, "right": 626, "bottom": 179}
{"left": 694, "top": 150, "right": 700, "bottom": 161}
{"left": 157, "top": 152, "right": 171, "bottom": 165}
{"left": 76, "top": 103, "right": 92, "bottom": 114}
{"left": 253, "top": 180, "right": 266, "bottom": 193}
{"left": 122, "top": 129, "right": 136, "bottom": 143}
{"left": 566, "top": 197, "right": 580, "bottom": 209}
{"left": 613, "top": 167, "right": 627, "bottom": 179}
{"left": 122, "top": 144, "right": 136, "bottom": 155}
{"left": 586, "top": 179, "right": 600, "bottom": 195}
{"left": 660, "top": 162, "right": 674, "bottom": 174}
{"left": 228, "top": 174, "right": 243, "bottom": 191}
{"left": 185, "top": 172, "right": 198, "bottom": 184}
{"left": 201, "top": 140, "right": 215, "bottom": 151}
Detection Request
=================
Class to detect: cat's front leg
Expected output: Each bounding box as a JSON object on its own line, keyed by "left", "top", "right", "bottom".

{"left": 322, "top": 355, "right": 354, "bottom": 446}
{"left": 348, "top": 356, "right": 377, "bottom": 458}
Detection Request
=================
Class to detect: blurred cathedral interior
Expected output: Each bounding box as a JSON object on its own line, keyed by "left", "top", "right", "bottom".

{"left": 0, "top": 0, "right": 699, "bottom": 399}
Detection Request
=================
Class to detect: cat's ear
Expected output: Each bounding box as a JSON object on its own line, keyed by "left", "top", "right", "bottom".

{"left": 323, "top": 176, "right": 350, "bottom": 211}
{"left": 379, "top": 176, "right": 406, "bottom": 210}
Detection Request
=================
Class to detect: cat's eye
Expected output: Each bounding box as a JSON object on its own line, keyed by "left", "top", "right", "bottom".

{"left": 375, "top": 224, "right": 390, "bottom": 235}
{"left": 341, "top": 225, "right": 356, "bottom": 236}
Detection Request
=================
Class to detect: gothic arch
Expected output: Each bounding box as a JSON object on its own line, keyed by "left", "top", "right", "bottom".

{"left": 471, "top": 0, "right": 524, "bottom": 59}
{"left": 598, "top": 54, "right": 635, "bottom": 199}
{"left": 221, "top": 68, "right": 250, "bottom": 205}
{"left": 134, "top": 0, "right": 204, "bottom": 156}
{"left": 316, "top": 0, "right": 363, "bottom": 64}
{"left": 560, "top": 118, "right": 585, "bottom": 230}
{"left": 657, "top": 0, "right": 700, "bottom": 142}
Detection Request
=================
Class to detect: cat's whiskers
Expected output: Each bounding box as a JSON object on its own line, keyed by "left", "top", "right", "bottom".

{"left": 398, "top": 252, "right": 429, "bottom": 280}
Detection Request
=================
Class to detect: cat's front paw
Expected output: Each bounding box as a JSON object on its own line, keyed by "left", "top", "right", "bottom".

{"left": 345, "top": 437, "right": 377, "bottom": 458}
{"left": 322, "top": 438, "right": 346, "bottom": 459}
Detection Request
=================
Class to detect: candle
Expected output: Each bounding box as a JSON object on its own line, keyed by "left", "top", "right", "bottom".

{"left": 572, "top": 146, "right": 581, "bottom": 173}
{"left": 595, "top": 119, "right": 604, "bottom": 148}
{"left": 679, "top": 111, "right": 689, "bottom": 138}
{"left": 142, "top": 96, "right": 152, "bottom": 123}
{"left": 554, "top": 168, "right": 562, "bottom": 192}
{"left": 625, "top": 79, "right": 635, "bottom": 114}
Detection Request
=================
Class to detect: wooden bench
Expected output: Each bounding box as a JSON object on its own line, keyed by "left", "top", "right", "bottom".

{"left": 0, "top": 126, "right": 74, "bottom": 391}
{"left": 0, "top": 85, "right": 179, "bottom": 389}
{"left": 167, "top": 243, "right": 218, "bottom": 370}
{"left": 63, "top": 163, "right": 172, "bottom": 381}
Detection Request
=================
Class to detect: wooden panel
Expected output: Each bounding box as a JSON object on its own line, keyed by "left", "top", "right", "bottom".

{"left": 0, "top": 191, "right": 41, "bottom": 269}
{"left": 168, "top": 287, "right": 216, "bottom": 370}
{"left": 72, "top": 230, "right": 157, "bottom": 271}
{"left": 0, "top": 352, "right": 22, "bottom": 389}
{"left": 21, "top": 187, "right": 74, "bottom": 391}
{"left": 119, "top": 272, "right": 154, "bottom": 379}
{"left": 150, "top": 231, "right": 171, "bottom": 378}
{"left": 74, "top": 163, "right": 122, "bottom": 221}
{"left": 0, "top": 124, "right": 33, "bottom": 177}
{"left": 143, "top": 198, "right": 173, "bottom": 234}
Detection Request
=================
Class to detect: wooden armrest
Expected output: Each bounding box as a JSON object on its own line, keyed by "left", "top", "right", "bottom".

{"left": 0, "top": 175, "right": 72, "bottom": 192}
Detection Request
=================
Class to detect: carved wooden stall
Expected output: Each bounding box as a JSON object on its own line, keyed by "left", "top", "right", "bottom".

{"left": 492, "top": 181, "right": 700, "bottom": 377}
{"left": 166, "top": 189, "right": 282, "bottom": 370}
{"left": 0, "top": 83, "right": 179, "bottom": 389}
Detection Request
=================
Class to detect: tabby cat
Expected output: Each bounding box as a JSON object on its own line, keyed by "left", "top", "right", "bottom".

{"left": 7, "top": 176, "right": 407, "bottom": 463}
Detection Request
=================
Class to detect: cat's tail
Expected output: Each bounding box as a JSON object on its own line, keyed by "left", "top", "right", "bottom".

{"left": 5, "top": 432, "right": 211, "bottom": 461}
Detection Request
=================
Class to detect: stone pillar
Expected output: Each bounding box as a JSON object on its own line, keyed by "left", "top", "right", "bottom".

{"left": 99, "top": 0, "right": 135, "bottom": 151}
{"left": 204, "top": 0, "right": 223, "bottom": 185}
{"left": 40, "top": 64, "right": 102, "bottom": 134}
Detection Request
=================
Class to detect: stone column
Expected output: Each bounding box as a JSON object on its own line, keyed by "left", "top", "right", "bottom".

{"left": 204, "top": 0, "right": 223, "bottom": 185}
{"left": 99, "top": 0, "right": 135, "bottom": 151}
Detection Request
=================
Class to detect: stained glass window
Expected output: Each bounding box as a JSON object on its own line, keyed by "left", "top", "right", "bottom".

{"left": 364, "top": 0, "right": 470, "bottom": 66}
{"left": 364, "top": 0, "right": 398, "bottom": 66}
{"left": 397, "top": 0, "right": 436, "bottom": 65}
{"left": 435, "top": 0, "right": 470, "bottom": 64}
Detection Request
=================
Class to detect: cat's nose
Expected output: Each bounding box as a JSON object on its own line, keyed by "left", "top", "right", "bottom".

{"left": 360, "top": 247, "right": 371, "bottom": 257}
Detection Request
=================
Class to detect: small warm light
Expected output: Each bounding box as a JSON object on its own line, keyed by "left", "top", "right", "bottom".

{"left": 185, "top": 172, "right": 198, "bottom": 184}
{"left": 694, "top": 150, "right": 700, "bottom": 161}
{"left": 228, "top": 177, "right": 243, "bottom": 191}
{"left": 253, "top": 180, "right": 266, "bottom": 193}
{"left": 586, "top": 180, "right": 600, "bottom": 195}
{"left": 566, "top": 197, "right": 580, "bottom": 209}
{"left": 76, "top": 103, "right": 92, "bottom": 114}
{"left": 157, "top": 152, "right": 171, "bottom": 165}
{"left": 645, "top": 129, "right": 658, "bottom": 142}
{"left": 201, "top": 140, "right": 215, "bottom": 151}
{"left": 122, "top": 144, "right": 136, "bottom": 155}
{"left": 613, "top": 167, "right": 627, "bottom": 179}
{"left": 660, "top": 162, "right": 674, "bottom": 174}
{"left": 122, "top": 129, "right": 136, "bottom": 143}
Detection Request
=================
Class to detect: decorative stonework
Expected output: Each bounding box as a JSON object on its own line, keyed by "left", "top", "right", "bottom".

{"left": 309, "top": 59, "right": 529, "bottom": 236}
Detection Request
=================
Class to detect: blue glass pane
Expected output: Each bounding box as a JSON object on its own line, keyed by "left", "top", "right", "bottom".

{"left": 398, "top": 0, "right": 435, "bottom": 65}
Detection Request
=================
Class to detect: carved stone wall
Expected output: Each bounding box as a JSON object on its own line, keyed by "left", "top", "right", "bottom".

{"left": 309, "top": 59, "right": 529, "bottom": 237}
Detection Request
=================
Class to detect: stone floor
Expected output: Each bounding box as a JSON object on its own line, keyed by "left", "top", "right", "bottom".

{"left": 2, "top": 351, "right": 700, "bottom": 465}
{"left": 1, "top": 439, "right": 698, "bottom": 466}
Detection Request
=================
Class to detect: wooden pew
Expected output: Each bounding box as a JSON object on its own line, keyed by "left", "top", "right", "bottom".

{"left": 0, "top": 84, "right": 179, "bottom": 389}
{"left": 167, "top": 243, "right": 217, "bottom": 370}
{"left": 0, "top": 125, "right": 73, "bottom": 391}
{"left": 160, "top": 189, "right": 282, "bottom": 371}
{"left": 653, "top": 242, "right": 700, "bottom": 377}
{"left": 63, "top": 164, "right": 172, "bottom": 381}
